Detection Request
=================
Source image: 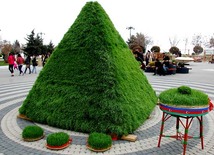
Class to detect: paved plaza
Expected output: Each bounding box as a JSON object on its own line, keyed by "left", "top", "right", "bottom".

{"left": 0, "top": 62, "right": 214, "bottom": 155}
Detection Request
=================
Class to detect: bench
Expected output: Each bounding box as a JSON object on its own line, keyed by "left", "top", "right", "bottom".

{"left": 176, "top": 67, "right": 189, "bottom": 73}
{"left": 166, "top": 65, "right": 177, "bottom": 75}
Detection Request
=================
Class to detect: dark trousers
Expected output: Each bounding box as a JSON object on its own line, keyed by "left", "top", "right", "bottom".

{"left": 18, "top": 65, "right": 23, "bottom": 74}
{"left": 24, "top": 64, "right": 31, "bottom": 74}
{"left": 9, "top": 64, "right": 14, "bottom": 73}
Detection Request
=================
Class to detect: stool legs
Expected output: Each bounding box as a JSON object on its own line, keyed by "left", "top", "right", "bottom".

{"left": 157, "top": 112, "right": 165, "bottom": 147}
{"left": 158, "top": 113, "right": 204, "bottom": 155}
{"left": 176, "top": 116, "right": 179, "bottom": 140}
{"left": 197, "top": 116, "right": 204, "bottom": 149}
{"left": 183, "top": 117, "right": 189, "bottom": 155}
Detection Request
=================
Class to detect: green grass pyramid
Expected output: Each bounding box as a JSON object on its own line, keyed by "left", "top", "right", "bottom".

{"left": 19, "top": 1, "right": 157, "bottom": 136}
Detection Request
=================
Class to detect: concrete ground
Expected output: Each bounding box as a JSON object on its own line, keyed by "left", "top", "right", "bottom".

{"left": 0, "top": 62, "right": 214, "bottom": 155}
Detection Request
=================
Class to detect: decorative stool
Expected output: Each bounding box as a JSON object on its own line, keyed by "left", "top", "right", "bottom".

{"left": 157, "top": 103, "right": 212, "bottom": 155}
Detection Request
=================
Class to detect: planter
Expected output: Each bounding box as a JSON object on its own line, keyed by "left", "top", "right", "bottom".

{"left": 46, "top": 132, "right": 71, "bottom": 150}
{"left": 87, "top": 132, "right": 112, "bottom": 152}
{"left": 158, "top": 86, "right": 214, "bottom": 116}
{"left": 22, "top": 125, "right": 44, "bottom": 142}
{"left": 46, "top": 138, "right": 72, "bottom": 150}
{"left": 110, "top": 133, "right": 118, "bottom": 141}
{"left": 86, "top": 144, "right": 112, "bottom": 152}
{"left": 17, "top": 114, "right": 32, "bottom": 121}
{"left": 23, "top": 135, "right": 45, "bottom": 142}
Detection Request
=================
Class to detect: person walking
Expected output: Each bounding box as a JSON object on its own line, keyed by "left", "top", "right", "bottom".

{"left": 24, "top": 55, "right": 31, "bottom": 74}
{"left": 7, "top": 52, "right": 15, "bottom": 76}
{"left": 16, "top": 54, "right": 25, "bottom": 75}
{"left": 31, "top": 55, "right": 38, "bottom": 74}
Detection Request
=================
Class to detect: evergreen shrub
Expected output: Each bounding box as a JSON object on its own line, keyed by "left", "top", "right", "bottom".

{"left": 88, "top": 132, "right": 112, "bottom": 149}
{"left": 47, "top": 132, "right": 70, "bottom": 146}
{"left": 22, "top": 125, "right": 44, "bottom": 139}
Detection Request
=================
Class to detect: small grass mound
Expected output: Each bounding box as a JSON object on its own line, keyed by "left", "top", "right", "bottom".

{"left": 22, "top": 125, "right": 44, "bottom": 139}
{"left": 47, "top": 132, "right": 70, "bottom": 146}
{"left": 159, "top": 86, "right": 208, "bottom": 107}
{"left": 88, "top": 132, "right": 112, "bottom": 150}
{"left": 177, "top": 86, "right": 192, "bottom": 94}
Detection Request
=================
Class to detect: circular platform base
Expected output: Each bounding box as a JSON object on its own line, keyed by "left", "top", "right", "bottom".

{"left": 46, "top": 139, "right": 72, "bottom": 150}
{"left": 86, "top": 144, "right": 112, "bottom": 152}
{"left": 23, "top": 135, "right": 45, "bottom": 142}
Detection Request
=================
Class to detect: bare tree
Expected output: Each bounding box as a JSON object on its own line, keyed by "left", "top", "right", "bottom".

{"left": 192, "top": 34, "right": 203, "bottom": 46}
{"left": 144, "top": 35, "right": 153, "bottom": 50}
{"left": 203, "top": 34, "right": 214, "bottom": 48}
{"left": 13, "top": 40, "right": 21, "bottom": 54}
{"left": 192, "top": 34, "right": 205, "bottom": 55}
{"left": 1, "top": 43, "right": 12, "bottom": 62}
{"left": 169, "top": 36, "right": 180, "bottom": 47}
{"left": 184, "top": 38, "right": 188, "bottom": 54}
{"left": 209, "top": 37, "right": 214, "bottom": 48}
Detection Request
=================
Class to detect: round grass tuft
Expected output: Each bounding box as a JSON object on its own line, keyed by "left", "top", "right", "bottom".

{"left": 88, "top": 132, "right": 112, "bottom": 149}
{"left": 22, "top": 125, "right": 44, "bottom": 139}
{"left": 177, "top": 86, "right": 191, "bottom": 94}
{"left": 159, "top": 86, "right": 208, "bottom": 107}
{"left": 47, "top": 132, "right": 70, "bottom": 146}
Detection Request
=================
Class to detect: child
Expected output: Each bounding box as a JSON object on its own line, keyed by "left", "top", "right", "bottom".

{"left": 14, "top": 61, "right": 18, "bottom": 70}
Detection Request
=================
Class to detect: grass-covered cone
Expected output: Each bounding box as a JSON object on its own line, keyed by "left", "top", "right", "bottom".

{"left": 19, "top": 1, "right": 157, "bottom": 135}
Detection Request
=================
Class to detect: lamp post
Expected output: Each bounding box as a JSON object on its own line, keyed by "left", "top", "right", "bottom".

{"left": 126, "top": 26, "right": 135, "bottom": 39}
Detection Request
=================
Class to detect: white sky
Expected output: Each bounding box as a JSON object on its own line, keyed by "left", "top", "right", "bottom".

{"left": 0, "top": 0, "right": 214, "bottom": 53}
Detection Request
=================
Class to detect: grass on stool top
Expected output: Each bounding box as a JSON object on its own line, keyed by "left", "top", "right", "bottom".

{"left": 159, "top": 86, "right": 209, "bottom": 107}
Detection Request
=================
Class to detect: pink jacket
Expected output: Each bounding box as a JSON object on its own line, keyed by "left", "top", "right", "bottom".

{"left": 8, "top": 55, "right": 15, "bottom": 65}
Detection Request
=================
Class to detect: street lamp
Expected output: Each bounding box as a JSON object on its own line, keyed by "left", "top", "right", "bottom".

{"left": 126, "top": 26, "right": 135, "bottom": 39}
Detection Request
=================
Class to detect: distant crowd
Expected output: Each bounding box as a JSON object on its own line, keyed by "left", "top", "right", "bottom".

{"left": 133, "top": 49, "right": 182, "bottom": 76}
{"left": 7, "top": 52, "right": 50, "bottom": 77}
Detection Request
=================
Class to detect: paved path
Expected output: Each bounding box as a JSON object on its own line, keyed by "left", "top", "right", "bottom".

{"left": 0, "top": 62, "right": 214, "bottom": 155}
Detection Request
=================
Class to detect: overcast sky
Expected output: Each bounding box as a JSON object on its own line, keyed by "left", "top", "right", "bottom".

{"left": 0, "top": 0, "right": 213, "bottom": 53}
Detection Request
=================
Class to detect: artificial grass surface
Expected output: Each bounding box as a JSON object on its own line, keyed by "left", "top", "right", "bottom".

{"left": 88, "top": 132, "right": 112, "bottom": 149}
{"left": 22, "top": 125, "right": 44, "bottom": 139}
{"left": 159, "top": 86, "right": 209, "bottom": 107}
{"left": 19, "top": 1, "right": 157, "bottom": 136}
{"left": 47, "top": 132, "right": 69, "bottom": 146}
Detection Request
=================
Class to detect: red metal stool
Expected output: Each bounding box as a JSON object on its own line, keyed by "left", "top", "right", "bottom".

{"left": 157, "top": 103, "right": 212, "bottom": 155}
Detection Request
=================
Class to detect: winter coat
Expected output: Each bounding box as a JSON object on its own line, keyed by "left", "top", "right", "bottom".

{"left": 8, "top": 55, "right": 15, "bottom": 65}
